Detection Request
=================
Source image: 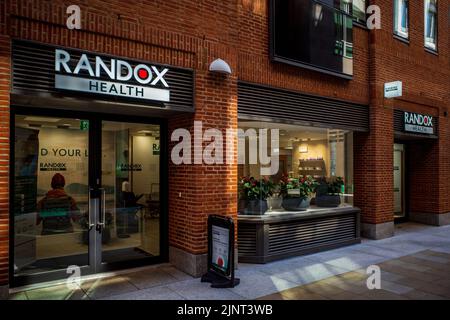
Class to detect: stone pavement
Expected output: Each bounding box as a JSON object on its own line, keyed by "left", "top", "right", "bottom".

{"left": 9, "top": 222, "right": 450, "bottom": 300}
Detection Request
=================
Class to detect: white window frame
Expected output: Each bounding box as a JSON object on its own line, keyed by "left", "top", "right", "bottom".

{"left": 424, "top": 0, "right": 437, "bottom": 51}
{"left": 394, "top": 0, "right": 409, "bottom": 39}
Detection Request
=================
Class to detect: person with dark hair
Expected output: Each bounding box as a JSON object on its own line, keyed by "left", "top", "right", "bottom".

{"left": 37, "top": 173, "right": 80, "bottom": 235}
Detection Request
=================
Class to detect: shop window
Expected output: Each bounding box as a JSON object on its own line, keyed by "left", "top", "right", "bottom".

{"left": 394, "top": 0, "right": 409, "bottom": 39}
{"left": 424, "top": 0, "right": 437, "bottom": 51}
{"left": 352, "top": 0, "right": 367, "bottom": 23}
{"left": 270, "top": 0, "right": 354, "bottom": 78}
{"left": 237, "top": 121, "right": 354, "bottom": 213}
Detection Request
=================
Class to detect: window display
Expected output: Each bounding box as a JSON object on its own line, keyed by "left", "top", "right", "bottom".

{"left": 238, "top": 121, "right": 353, "bottom": 214}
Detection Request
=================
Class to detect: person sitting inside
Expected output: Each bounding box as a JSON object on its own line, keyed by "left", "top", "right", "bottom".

{"left": 121, "top": 181, "right": 143, "bottom": 208}
{"left": 37, "top": 173, "right": 80, "bottom": 235}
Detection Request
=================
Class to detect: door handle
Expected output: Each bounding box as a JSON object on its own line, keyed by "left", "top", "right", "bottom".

{"left": 87, "top": 188, "right": 95, "bottom": 229}
{"left": 97, "top": 188, "right": 106, "bottom": 230}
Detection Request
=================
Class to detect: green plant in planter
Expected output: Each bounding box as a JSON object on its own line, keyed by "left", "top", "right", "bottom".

{"left": 280, "top": 175, "right": 318, "bottom": 211}
{"left": 238, "top": 176, "right": 275, "bottom": 215}
{"left": 328, "top": 176, "right": 344, "bottom": 194}
{"left": 315, "top": 177, "right": 345, "bottom": 207}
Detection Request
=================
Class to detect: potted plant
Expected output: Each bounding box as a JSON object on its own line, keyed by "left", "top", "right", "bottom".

{"left": 315, "top": 177, "right": 344, "bottom": 208}
{"left": 238, "top": 176, "right": 274, "bottom": 215}
{"left": 280, "top": 175, "right": 317, "bottom": 211}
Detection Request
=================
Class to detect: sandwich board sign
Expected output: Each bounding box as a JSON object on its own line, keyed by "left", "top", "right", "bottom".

{"left": 201, "top": 215, "right": 240, "bottom": 288}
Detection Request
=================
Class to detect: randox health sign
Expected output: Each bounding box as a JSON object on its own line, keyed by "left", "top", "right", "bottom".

{"left": 54, "top": 49, "right": 170, "bottom": 102}
{"left": 404, "top": 111, "right": 434, "bottom": 135}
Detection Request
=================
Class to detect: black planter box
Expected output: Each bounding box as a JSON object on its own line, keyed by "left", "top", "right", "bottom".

{"left": 282, "top": 197, "right": 310, "bottom": 211}
{"left": 316, "top": 195, "right": 341, "bottom": 208}
{"left": 241, "top": 199, "right": 268, "bottom": 215}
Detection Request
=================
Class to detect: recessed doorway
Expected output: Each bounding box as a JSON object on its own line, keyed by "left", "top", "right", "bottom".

{"left": 393, "top": 143, "right": 406, "bottom": 219}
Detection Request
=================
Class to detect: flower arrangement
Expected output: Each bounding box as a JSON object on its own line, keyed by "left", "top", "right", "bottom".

{"left": 280, "top": 175, "right": 318, "bottom": 198}
{"left": 315, "top": 176, "right": 345, "bottom": 208}
{"left": 238, "top": 176, "right": 275, "bottom": 201}
{"left": 316, "top": 176, "right": 345, "bottom": 195}
{"left": 327, "top": 177, "right": 345, "bottom": 195}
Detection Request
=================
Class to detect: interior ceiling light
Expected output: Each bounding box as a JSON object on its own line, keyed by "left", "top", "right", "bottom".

{"left": 24, "top": 116, "right": 60, "bottom": 122}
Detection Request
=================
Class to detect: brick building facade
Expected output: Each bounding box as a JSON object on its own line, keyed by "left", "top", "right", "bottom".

{"left": 0, "top": 0, "right": 449, "bottom": 298}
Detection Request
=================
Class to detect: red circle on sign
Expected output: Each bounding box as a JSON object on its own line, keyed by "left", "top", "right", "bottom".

{"left": 424, "top": 117, "right": 428, "bottom": 124}
{"left": 138, "top": 68, "right": 149, "bottom": 79}
{"left": 217, "top": 257, "right": 224, "bottom": 267}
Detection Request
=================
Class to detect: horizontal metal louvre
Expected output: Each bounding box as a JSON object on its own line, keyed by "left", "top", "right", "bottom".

{"left": 238, "top": 82, "right": 369, "bottom": 131}
{"left": 238, "top": 224, "right": 257, "bottom": 256}
{"left": 268, "top": 215, "right": 356, "bottom": 255}
{"left": 12, "top": 40, "right": 194, "bottom": 112}
{"left": 393, "top": 109, "right": 438, "bottom": 135}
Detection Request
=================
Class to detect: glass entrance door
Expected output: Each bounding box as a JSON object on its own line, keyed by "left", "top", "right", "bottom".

{"left": 100, "top": 121, "right": 161, "bottom": 265}
{"left": 393, "top": 143, "right": 405, "bottom": 218}
{"left": 12, "top": 112, "right": 164, "bottom": 285}
{"left": 13, "top": 115, "right": 92, "bottom": 282}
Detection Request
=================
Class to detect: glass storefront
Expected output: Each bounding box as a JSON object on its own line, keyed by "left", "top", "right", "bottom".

{"left": 238, "top": 121, "right": 354, "bottom": 213}
{"left": 13, "top": 114, "right": 162, "bottom": 279}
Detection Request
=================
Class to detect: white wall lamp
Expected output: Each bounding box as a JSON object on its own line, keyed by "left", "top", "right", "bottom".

{"left": 209, "top": 58, "right": 232, "bottom": 75}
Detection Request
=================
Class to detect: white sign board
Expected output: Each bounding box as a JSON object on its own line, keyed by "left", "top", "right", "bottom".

{"left": 384, "top": 81, "right": 402, "bottom": 98}
{"left": 211, "top": 225, "right": 229, "bottom": 272}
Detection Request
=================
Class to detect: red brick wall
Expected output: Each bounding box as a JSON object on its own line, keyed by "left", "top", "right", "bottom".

{"left": 0, "top": 0, "right": 241, "bottom": 283}
{"left": 0, "top": 35, "right": 11, "bottom": 287}
{"left": 168, "top": 71, "right": 238, "bottom": 254}
{"left": 237, "top": 0, "right": 370, "bottom": 105}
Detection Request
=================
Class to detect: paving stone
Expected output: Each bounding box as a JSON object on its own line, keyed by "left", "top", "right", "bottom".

{"left": 228, "top": 270, "right": 297, "bottom": 299}
{"left": 319, "top": 277, "right": 369, "bottom": 294}
{"left": 279, "top": 287, "right": 329, "bottom": 300}
{"left": 410, "top": 251, "right": 450, "bottom": 264}
{"left": 403, "top": 290, "right": 447, "bottom": 300}
{"left": 398, "top": 256, "right": 450, "bottom": 272}
{"left": 81, "top": 276, "right": 138, "bottom": 300}
{"left": 362, "top": 289, "right": 409, "bottom": 300}
{"left": 256, "top": 293, "right": 286, "bottom": 300}
{"left": 125, "top": 269, "right": 180, "bottom": 289}
{"left": 328, "top": 290, "right": 370, "bottom": 300}
{"left": 101, "top": 286, "right": 184, "bottom": 300}
{"left": 8, "top": 292, "right": 28, "bottom": 300}
{"left": 380, "top": 280, "right": 414, "bottom": 295}
{"left": 268, "top": 263, "right": 349, "bottom": 286}
{"left": 382, "top": 258, "right": 434, "bottom": 273}
{"left": 376, "top": 262, "right": 440, "bottom": 282}
{"left": 167, "top": 279, "right": 245, "bottom": 300}
{"left": 413, "top": 282, "right": 450, "bottom": 298}
{"left": 25, "top": 284, "right": 88, "bottom": 300}
{"left": 354, "top": 268, "right": 404, "bottom": 283}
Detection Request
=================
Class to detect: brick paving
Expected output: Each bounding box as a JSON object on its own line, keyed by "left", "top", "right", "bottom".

{"left": 8, "top": 223, "right": 450, "bottom": 300}
{"left": 258, "top": 250, "right": 450, "bottom": 300}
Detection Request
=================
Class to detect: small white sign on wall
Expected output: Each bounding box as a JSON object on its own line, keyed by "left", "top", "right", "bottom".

{"left": 384, "top": 81, "right": 403, "bottom": 98}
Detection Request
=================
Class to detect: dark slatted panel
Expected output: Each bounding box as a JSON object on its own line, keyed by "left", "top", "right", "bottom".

{"left": 12, "top": 40, "right": 194, "bottom": 112}
{"left": 268, "top": 215, "right": 356, "bottom": 255}
{"left": 238, "top": 223, "right": 257, "bottom": 256}
{"left": 393, "top": 109, "right": 404, "bottom": 132}
{"left": 393, "top": 109, "right": 438, "bottom": 135}
{"left": 238, "top": 82, "right": 369, "bottom": 132}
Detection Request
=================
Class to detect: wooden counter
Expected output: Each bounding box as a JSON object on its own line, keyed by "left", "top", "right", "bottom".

{"left": 237, "top": 206, "right": 361, "bottom": 263}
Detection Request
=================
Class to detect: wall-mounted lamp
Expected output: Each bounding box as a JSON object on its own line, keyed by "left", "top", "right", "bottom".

{"left": 209, "top": 58, "right": 232, "bottom": 75}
